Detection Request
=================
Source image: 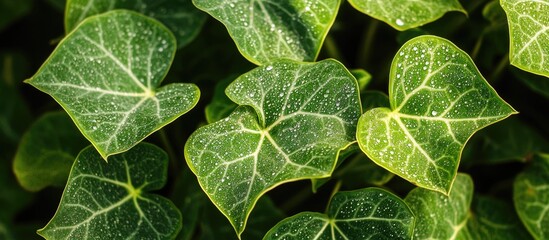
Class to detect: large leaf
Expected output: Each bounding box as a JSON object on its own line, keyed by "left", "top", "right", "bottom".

{"left": 263, "top": 187, "right": 414, "bottom": 239}
{"left": 26, "top": 10, "right": 200, "bottom": 159}
{"left": 65, "top": 0, "right": 207, "bottom": 48}
{"left": 405, "top": 173, "right": 530, "bottom": 239}
{"left": 501, "top": 0, "right": 549, "bottom": 78}
{"left": 13, "top": 111, "right": 88, "bottom": 191}
{"left": 38, "top": 143, "right": 181, "bottom": 239}
{"left": 192, "top": 0, "right": 341, "bottom": 65}
{"left": 356, "top": 35, "right": 516, "bottom": 194}
{"left": 514, "top": 154, "right": 549, "bottom": 239}
{"left": 185, "top": 59, "right": 361, "bottom": 236}
{"left": 348, "top": 0, "right": 466, "bottom": 31}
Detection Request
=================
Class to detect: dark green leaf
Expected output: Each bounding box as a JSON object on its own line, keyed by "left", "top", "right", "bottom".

{"left": 204, "top": 75, "right": 238, "bottom": 124}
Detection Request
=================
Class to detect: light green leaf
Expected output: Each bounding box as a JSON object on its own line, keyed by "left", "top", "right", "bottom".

{"left": 185, "top": 59, "right": 361, "bottom": 236}
{"left": 13, "top": 111, "right": 88, "bottom": 191}
{"left": 192, "top": 0, "right": 341, "bottom": 65}
{"left": 501, "top": 0, "right": 549, "bottom": 78}
{"left": 38, "top": 143, "right": 181, "bottom": 239}
{"left": 26, "top": 10, "right": 200, "bottom": 159}
{"left": 356, "top": 35, "right": 516, "bottom": 194}
{"left": 263, "top": 187, "right": 414, "bottom": 239}
{"left": 405, "top": 173, "right": 472, "bottom": 239}
{"left": 348, "top": 0, "right": 466, "bottom": 31}
{"left": 514, "top": 154, "right": 549, "bottom": 239}
{"left": 351, "top": 69, "right": 372, "bottom": 92}
{"left": 65, "top": 0, "right": 207, "bottom": 48}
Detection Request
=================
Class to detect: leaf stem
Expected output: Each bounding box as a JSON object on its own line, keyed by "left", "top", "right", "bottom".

{"left": 324, "top": 35, "right": 345, "bottom": 64}
{"left": 470, "top": 34, "right": 484, "bottom": 60}
{"left": 158, "top": 128, "right": 179, "bottom": 173}
{"left": 357, "top": 19, "right": 379, "bottom": 68}
{"left": 325, "top": 180, "right": 342, "bottom": 213}
{"left": 489, "top": 53, "right": 509, "bottom": 83}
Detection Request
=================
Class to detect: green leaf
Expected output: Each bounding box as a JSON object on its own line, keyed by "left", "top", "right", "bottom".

{"left": 351, "top": 69, "right": 372, "bottom": 92}
{"left": 348, "top": 0, "right": 466, "bottom": 31}
{"left": 405, "top": 173, "right": 472, "bottom": 239}
{"left": 356, "top": 35, "right": 516, "bottom": 194}
{"left": 361, "top": 90, "right": 390, "bottom": 111}
{"left": 501, "top": 0, "right": 549, "bottom": 78}
{"left": 514, "top": 154, "right": 549, "bottom": 239}
{"left": 13, "top": 111, "right": 88, "bottom": 191}
{"left": 192, "top": 0, "right": 341, "bottom": 65}
{"left": 38, "top": 143, "right": 182, "bottom": 239}
{"left": 65, "top": 0, "right": 207, "bottom": 48}
{"left": 185, "top": 59, "right": 361, "bottom": 236}
{"left": 25, "top": 10, "right": 200, "bottom": 159}
{"left": 263, "top": 187, "right": 414, "bottom": 239}
{"left": 204, "top": 75, "right": 238, "bottom": 124}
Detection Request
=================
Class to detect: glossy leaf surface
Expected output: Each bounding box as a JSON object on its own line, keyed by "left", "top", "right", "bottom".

{"left": 192, "top": 0, "right": 340, "bottom": 64}
{"left": 357, "top": 35, "right": 516, "bottom": 194}
{"left": 514, "top": 154, "right": 549, "bottom": 239}
{"left": 348, "top": 0, "right": 465, "bottom": 31}
{"left": 38, "top": 143, "right": 181, "bottom": 239}
{"left": 13, "top": 111, "right": 88, "bottom": 191}
{"left": 185, "top": 59, "right": 361, "bottom": 236}
{"left": 65, "top": 0, "right": 207, "bottom": 48}
{"left": 26, "top": 10, "right": 200, "bottom": 159}
{"left": 264, "top": 188, "right": 414, "bottom": 239}
{"left": 501, "top": 0, "right": 549, "bottom": 77}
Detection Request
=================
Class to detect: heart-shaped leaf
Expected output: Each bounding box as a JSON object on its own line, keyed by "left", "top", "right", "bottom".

{"left": 192, "top": 0, "right": 340, "bottom": 65}
{"left": 65, "top": 0, "right": 207, "bottom": 48}
{"left": 356, "top": 35, "right": 516, "bottom": 194}
{"left": 185, "top": 59, "right": 361, "bottom": 236}
{"left": 38, "top": 143, "right": 181, "bottom": 239}
{"left": 514, "top": 154, "right": 549, "bottom": 239}
{"left": 25, "top": 10, "right": 200, "bottom": 159}
{"left": 501, "top": 0, "right": 549, "bottom": 78}
{"left": 263, "top": 187, "right": 414, "bottom": 239}
{"left": 348, "top": 0, "right": 466, "bottom": 31}
{"left": 13, "top": 111, "right": 88, "bottom": 191}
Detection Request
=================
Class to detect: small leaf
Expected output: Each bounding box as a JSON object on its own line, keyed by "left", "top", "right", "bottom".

{"left": 351, "top": 69, "right": 372, "bottom": 92}
{"left": 65, "top": 0, "right": 207, "bottom": 48}
{"left": 26, "top": 10, "right": 200, "bottom": 159}
{"left": 263, "top": 187, "right": 414, "bottom": 239}
{"left": 38, "top": 143, "right": 182, "bottom": 239}
{"left": 514, "top": 154, "right": 549, "bottom": 239}
{"left": 13, "top": 111, "right": 88, "bottom": 191}
{"left": 192, "top": 0, "right": 341, "bottom": 64}
{"left": 405, "top": 173, "right": 472, "bottom": 239}
{"left": 501, "top": 0, "right": 549, "bottom": 78}
{"left": 348, "top": 0, "right": 466, "bottom": 31}
{"left": 356, "top": 35, "right": 516, "bottom": 194}
{"left": 205, "top": 75, "right": 238, "bottom": 123}
{"left": 185, "top": 59, "right": 361, "bottom": 236}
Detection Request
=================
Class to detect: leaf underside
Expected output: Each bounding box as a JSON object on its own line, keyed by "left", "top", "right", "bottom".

{"left": 192, "top": 0, "right": 341, "bottom": 64}
{"left": 38, "top": 143, "right": 181, "bottom": 239}
{"left": 185, "top": 59, "right": 361, "bottom": 236}
{"left": 264, "top": 188, "right": 414, "bottom": 239}
{"left": 501, "top": 0, "right": 549, "bottom": 78}
{"left": 26, "top": 10, "right": 199, "bottom": 159}
{"left": 357, "top": 35, "right": 516, "bottom": 194}
{"left": 348, "top": 0, "right": 466, "bottom": 31}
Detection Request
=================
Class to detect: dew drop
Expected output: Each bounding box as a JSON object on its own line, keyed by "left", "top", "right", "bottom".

{"left": 396, "top": 19, "right": 404, "bottom": 26}
{"left": 431, "top": 110, "right": 438, "bottom": 116}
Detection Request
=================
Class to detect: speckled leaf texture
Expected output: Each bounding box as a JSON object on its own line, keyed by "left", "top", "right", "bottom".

{"left": 514, "top": 154, "right": 549, "bottom": 239}
{"left": 185, "top": 59, "right": 361, "bottom": 236}
{"left": 192, "top": 0, "right": 340, "bottom": 65}
{"left": 501, "top": 0, "right": 549, "bottom": 78}
{"left": 263, "top": 188, "right": 414, "bottom": 239}
{"left": 25, "top": 10, "right": 200, "bottom": 159}
{"left": 356, "top": 35, "right": 516, "bottom": 194}
{"left": 37, "top": 143, "right": 181, "bottom": 239}
{"left": 348, "top": 0, "right": 466, "bottom": 31}
{"left": 65, "top": 0, "right": 207, "bottom": 48}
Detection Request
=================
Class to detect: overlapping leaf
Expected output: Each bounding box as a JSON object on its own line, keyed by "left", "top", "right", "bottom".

{"left": 26, "top": 10, "right": 200, "bottom": 159}
{"left": 65, "top": 0, "right": 207, "bottom": 48}
{"left": 348, "top": 0, "right": 466, "bottom": 31}
{"left": 357, "top": 35, "right": 516, "bottom": 194}
{"left": 13, "top": 111, "right": 88, "bottom": 191}
{"left": 185, "top": 59, "right": 361, "bottom": 236}
{"left": 192, "top": 0, "right": 341, "bottom": 64}
{"left": 501, "top": 0, "right": 549, "bottom": 78}
{"left": 264, "top": 188, "right": 414, "bottom": 239}
{"left": 514, "top": 154, "right": 549, "bottom": 239}
{"left": 38, "top": 143, "right": 181, "bottom": 239}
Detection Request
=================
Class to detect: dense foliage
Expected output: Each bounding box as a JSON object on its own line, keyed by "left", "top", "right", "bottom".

{"left": 1, "top": 0, "right": 548, "bottom": 239}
